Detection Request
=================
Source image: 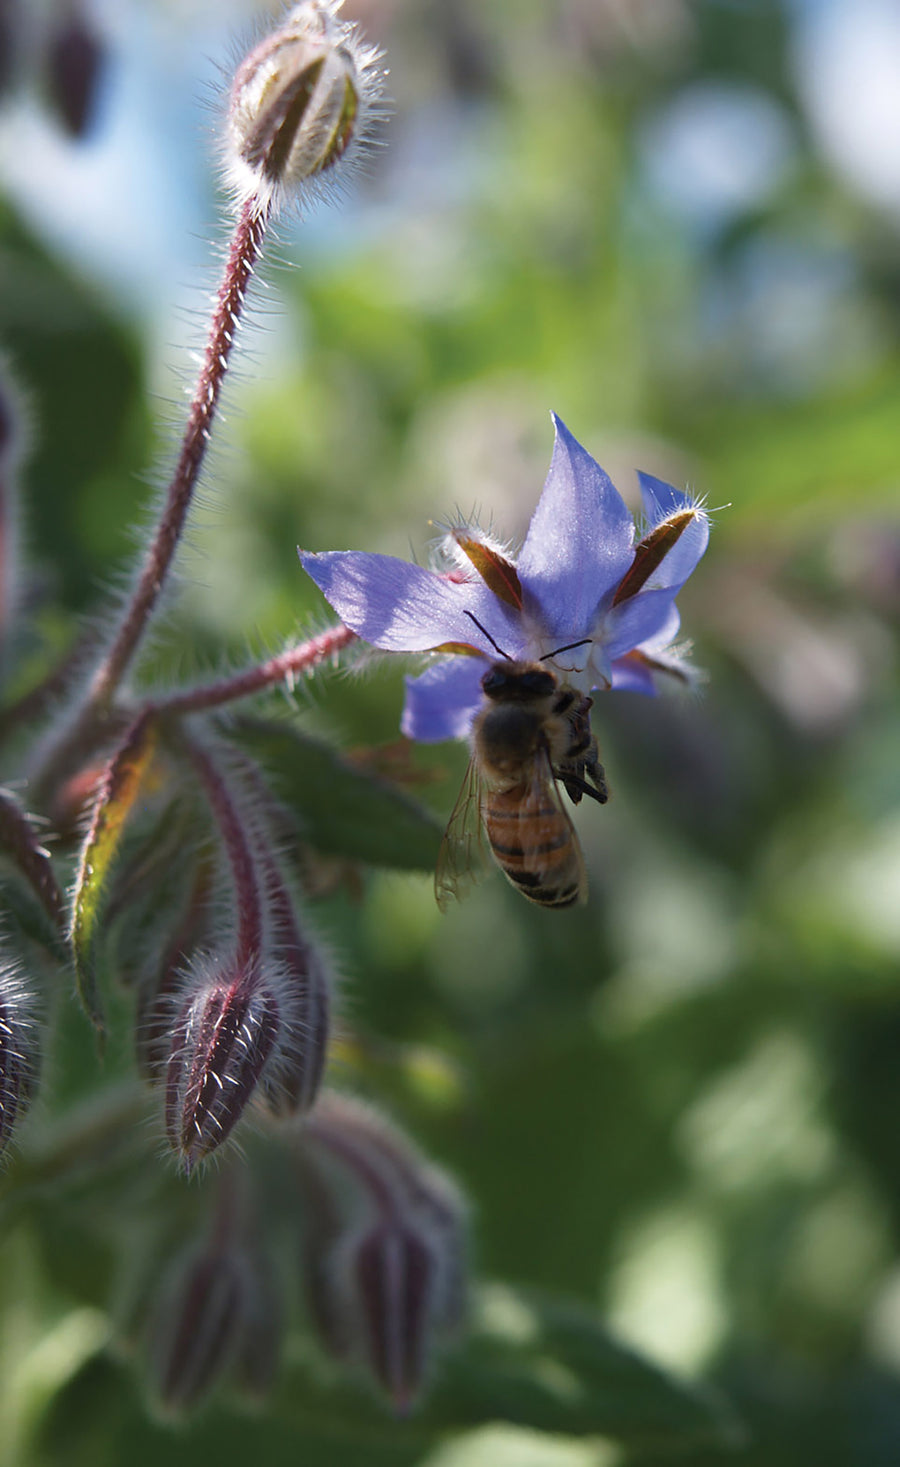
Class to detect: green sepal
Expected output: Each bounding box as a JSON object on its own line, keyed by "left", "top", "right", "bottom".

{"left": 69, "top": 712, "right": 159, "bottom": 1041}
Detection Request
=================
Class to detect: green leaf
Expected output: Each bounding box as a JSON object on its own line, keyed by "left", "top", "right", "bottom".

{"left": 427, "top": 1286, "right": 741, "bottom": 1450}
{"left": 232, "top": 718, "right": 443, "bottom": 872}
{"left": 69, "top": 713, "right": 159, "bottom": 1039}
{"left": 270, "top": 1282, "right": 740, "bottom": 1453}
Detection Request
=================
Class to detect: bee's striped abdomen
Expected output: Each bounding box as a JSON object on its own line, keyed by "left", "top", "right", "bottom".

{"left": 482, "top": 785, "right": 582, "bottom": 908}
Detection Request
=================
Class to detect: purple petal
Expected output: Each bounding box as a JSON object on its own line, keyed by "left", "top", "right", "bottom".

{"left": 300, "top": 551, "right": 522, "bottom": 656}
{"left": 609, "top": 600, "right": 690, "bottom": 694}
{"left": 401, "top": 657, "right": 486, "bottom": 742}
{"left": 611, "top": 636, "right": 697, "bottom": 695}
{"left": 638, "top": 471, "right": 691, "bottom": 521}
{"left": 517, "top": 416, "right": 634, "bottom": 640}
{"left": 610, "top": 657, "right": 658, "bottom": 695}
{"left": 604, "top": 590, "right": 681, "bottom": 660}
{"left": 638, "top": 605, "right": 683, "bottom": 652}
{"left": 636, "top": 473, "right": 710, "bottom": 593}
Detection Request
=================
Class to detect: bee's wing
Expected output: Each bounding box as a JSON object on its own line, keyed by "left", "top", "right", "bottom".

{"left": 521, "top": 749, "right": 588, "bottom": 904}
{"left": 435, "top": 755, "right": 490, "bottom": 911}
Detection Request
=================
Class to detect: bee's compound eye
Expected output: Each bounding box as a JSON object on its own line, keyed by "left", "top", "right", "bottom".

{"left": 481, "top": 666, "right": 509, "bottom": 696}
{"left": 519, "top": 670, "right": 555, "bottom": 696}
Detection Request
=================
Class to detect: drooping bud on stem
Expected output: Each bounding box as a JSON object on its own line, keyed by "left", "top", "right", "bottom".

{"left": 164, "top": 952, "right": 280, "bottom": 1174}
{"left": 29, "top": 5, "right": 383, "bottom": 793}
{"left": 147, "top": 1172, "right": 249, "bottom": 1417}
{"left": 259, "top": 855, "right": 332, "bottom": 1117}
{"left": 44, "top": 2, "right": 106, "bottom": 138}
{"left": 162, "top": 737, "right": 278, "bottom": 1171}
{"left": 194, "top": 745, "right": 333, "bottom": 1118}
{"left": 297, "top": 1092, "right": 468, "bottom": 1410}
{"left": 226, "top": 0, "right": 385, "bottom": 213}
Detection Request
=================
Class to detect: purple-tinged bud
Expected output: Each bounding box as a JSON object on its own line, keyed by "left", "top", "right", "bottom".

{"left": 225, "top": 0, "right": 385, "bottom": 212}
{"left": 0, "top": 961, "right": 39, "bottom": 1157}
{"left": 44, "top": 5, "right": 106, "bottom": 139}
{"left": 298, "top": 1093, "right": 468, "bottom": 1410}
{"left": 259, "top": 861, "right": 332, "bottom": 1118}
{"left": 232, "top": 1253, "right": 284, "bottom": 1402}
{"left": 308, "top": 1094, "right": 469, "bottom": 1331}
{"left": 148, "top": 1241, "right": 248, "bottom": 1418}
{"left": 164, "top": 955, "right": 279, "bottom": 1173}
{"left": 0, "top": 0, "right": 20, "bottom": 102}
{"left": 350, "top": 1218, "right": 440, "bottom": 1413}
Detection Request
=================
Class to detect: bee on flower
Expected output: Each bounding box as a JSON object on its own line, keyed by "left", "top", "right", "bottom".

{"left": 300, "top": 416, "right": 710, "bottom": 906}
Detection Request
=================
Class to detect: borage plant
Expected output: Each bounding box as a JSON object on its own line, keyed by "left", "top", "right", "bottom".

{"left": 0, "top": 0, "right": 733, "bottom": 1453}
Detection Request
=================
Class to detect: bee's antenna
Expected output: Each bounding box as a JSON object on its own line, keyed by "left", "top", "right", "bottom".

{"left": 463, "top": 611, "right": 512, "bottom": 661}
{"left": 540, "top": 638, "right": 592, "bottom": 661}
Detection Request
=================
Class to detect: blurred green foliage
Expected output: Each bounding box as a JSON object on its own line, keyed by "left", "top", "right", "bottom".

{"left": 0, "top": 0, "right": 899, "bottom": 1464}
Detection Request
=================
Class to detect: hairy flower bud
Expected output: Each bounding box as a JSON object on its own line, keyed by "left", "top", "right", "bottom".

{"left": 44, "top": 4, "right": 106, "bottom": 138}
{"left": 226, "top": 0, "right": 385, "bottom": 210}
{"left": 232, "top": 1252, "right": 284, "bottom": 1402}
{"left": 349, "top": 1217, "right": 440, "bottom": 1412}
{"left": 298, "top": 1093, "right": 468, "bottom": 1409}
{"left": 164, "top": 955, "right": 279, "bottom": 1173}
{"left": 148, "top": 1240, "right": 248, "bottom": 1417}
{"left": 0, "top": 0, "right": 20, "bottom": 102}
{"left": 0, "top": 962, "right": 38, "bottom": 1157}
{"left": 259, "top": 862, "right": 332, "bottom": 1118}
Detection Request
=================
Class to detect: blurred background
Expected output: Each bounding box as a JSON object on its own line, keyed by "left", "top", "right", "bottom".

{"left": 1, "top": 0, "right": 899, "bottom": 1463}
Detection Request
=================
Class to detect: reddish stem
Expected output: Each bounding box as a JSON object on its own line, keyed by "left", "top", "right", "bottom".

{"left": 304, "top": 1111, "right": 402, "bottom": 1220}
{"left": 0, "top": 790, "right": 66, "bottom": 934}
{"left": 184, "top": 736, "right": 263, "bottom": 969}
{"left": 157, "top": 623, "right": 357, "bottom": 717}
{"left": 90, "top": 199, "right": 269, "bottom": 710}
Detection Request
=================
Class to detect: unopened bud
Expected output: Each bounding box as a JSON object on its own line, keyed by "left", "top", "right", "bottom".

{"left": 164, "top": 955, "right": 279, "bottom": 1173}
{"left": 299, "top": 1093, "right": 468, "bottom": 1410}
{"left": 0, "top": 962, "right": 38, "bottom": 1157}
{"left": 232, "top": 1253, "right": 284, "bottom": 1402}
{"left": 44, "top": 5, "right": 106, "bottom": 138}
{"left": 226, "top": 0, "right": 385, "bottom": 210}
{"left": 0, "top": 0, "right": 21, "bottom": 104}
{"left": 260, "top": 864, "right": 332, "bottom": 1118}
{"left": 148, "top": 1241, "right": 248, "bottom": 1417}
{"left": 351, "top": 1218, "right": 439, "bottom": 1412}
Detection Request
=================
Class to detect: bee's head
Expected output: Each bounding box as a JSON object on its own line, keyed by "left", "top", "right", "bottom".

{"left": 481, "top": 662, "right": 557, "bottom": 702}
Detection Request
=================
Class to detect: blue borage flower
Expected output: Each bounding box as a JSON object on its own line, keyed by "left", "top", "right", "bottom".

{"left": 300, "top": 415, "right": 709, "bottom": 742}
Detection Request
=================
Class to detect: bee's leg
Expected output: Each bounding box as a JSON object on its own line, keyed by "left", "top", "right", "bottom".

{"left": 560, "top": 772, "right": 583, "bottom": 805}
{"left": 585, "top": 757, "right": 609, "bottom": 803}
{"left": 558, "top": 768, "right": 609, "bottom": 805}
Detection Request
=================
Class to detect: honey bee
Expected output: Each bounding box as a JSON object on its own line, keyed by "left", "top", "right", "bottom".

{"left": 436, "top": 656, "right": 608, "bottom": 910}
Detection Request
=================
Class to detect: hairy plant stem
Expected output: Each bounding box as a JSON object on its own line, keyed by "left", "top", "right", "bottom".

{"left": 30, "top": 200, "right": 270, "bottom": 803}
{"left": 156, "top": 622, "right": 357, "bottom": 716}
{"left": 29, "top": 624, "right": 355, "bottom": 813}
{"left": 304, "top": 1110, "right": 404, "bottom": 1220}
{"left": 182, "top": 735, "right": 263, "bottom": 969}
{"left": 93, "top": 199, "right": 270, "bottom": 706}
{"left": 0, "top": 789, "right": 66, "bottom": 933}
